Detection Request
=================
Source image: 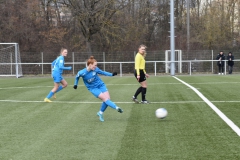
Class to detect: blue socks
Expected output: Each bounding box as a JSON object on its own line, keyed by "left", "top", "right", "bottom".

{"left": 99, "top": 100, "right": 118, "bottom": 114}
{"left": 56, "top": 86, "right": 63, "bottom": 93}
{"left": 104, "top": 99, "right": 117, "bottom": 110}
{"left": 46, "top": 91, "right": 54, "bottom": 99}
{"left": 46, "top": 86, "right": 63, "bottom": 98}
{"left": 100, "top": 102, "right": 108, "bottom": 112}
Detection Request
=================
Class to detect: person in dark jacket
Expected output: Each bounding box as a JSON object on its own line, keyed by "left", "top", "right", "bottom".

{"left": 216, "top": 51, "right": 225, "bottom": 75}
{"left": 227, "top": 52, "right": 234, "bottom": 74}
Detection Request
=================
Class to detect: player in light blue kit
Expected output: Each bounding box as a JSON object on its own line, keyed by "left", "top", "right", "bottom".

{"left": 73, "top": 56, "right": 123, "bottom": 122}
{"left": 44, "top": 48, "right": 72, "bottom": 102}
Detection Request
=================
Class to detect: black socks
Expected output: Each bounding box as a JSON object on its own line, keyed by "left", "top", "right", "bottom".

{"left": 134, "top": 87, "right": 142, "bottom": 98}
{"left": 134, "top": 87, "right": 147, "bottom": 101}
{"left": 141, "top": 87, "right": 147, "bottom": 101}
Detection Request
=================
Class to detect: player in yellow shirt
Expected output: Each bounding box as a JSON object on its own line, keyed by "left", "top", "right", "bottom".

{"left": 132, "top": 44, "right": 150, "bottom": 104}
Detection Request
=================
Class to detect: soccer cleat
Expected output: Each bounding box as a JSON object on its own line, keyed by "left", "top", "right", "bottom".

{"left": 132, "top": 96, "right": 139, "bottom": 104}
{"left": 117, "top": 107, "right": 123, "bottom": 113}
{"left": 141, "top": 100, "right": 150, "bottom": 104}
{"left": 44, "top": 98, "right": 52, "bottom": 102}
{"left": 222, "top": 73, "right": 224, "bottom": 75}
{"left": 53, "top": 93, "right": 56, "bottom": 99}
{"left": 218, "top": 73, "right": 221, "bottom": 75}
{"left": 97, "top": 112, "right": 104, "bottom": 122}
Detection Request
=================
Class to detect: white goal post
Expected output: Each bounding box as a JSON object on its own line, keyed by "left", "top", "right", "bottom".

{"left": 165, "top": 50, "right": 182, "bottom": 73}
{"left": 0, "top": 43, "right": 23, "bottom": 78}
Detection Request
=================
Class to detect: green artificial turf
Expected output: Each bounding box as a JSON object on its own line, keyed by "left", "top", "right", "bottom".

{"left": 0, "top": 75, "right": 240, "bottom": 160}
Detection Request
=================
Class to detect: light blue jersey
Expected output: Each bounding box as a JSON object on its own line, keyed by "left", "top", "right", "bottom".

{"left": 52, "top": 56, "right": 71, "bottom": 83}
{"left": 74, "top": 67, "right": 123, "bottom": 117}
{"left": 74, "top": 67, "right": 113, "bottom": 97}
{"left": 52, "top": 56, "right": 71, "bottom": 75}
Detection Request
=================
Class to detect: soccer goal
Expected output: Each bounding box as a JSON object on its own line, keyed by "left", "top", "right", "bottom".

{"left": 0, "top": 43, "right": 23, "bottom": 78}
{"left": 165, "top": 50, "right": 182, "bottom": 73}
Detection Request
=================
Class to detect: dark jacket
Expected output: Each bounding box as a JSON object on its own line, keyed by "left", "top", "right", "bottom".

{"left": 216, "top": 53, "right": 225, "bottom": 66}
{"left": 227, "top": 55, "right": 234, "bottom": 66}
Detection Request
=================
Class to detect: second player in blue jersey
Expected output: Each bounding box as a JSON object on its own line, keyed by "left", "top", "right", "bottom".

{"left": 44, "top": 48, "right": 72, "bottom": 102}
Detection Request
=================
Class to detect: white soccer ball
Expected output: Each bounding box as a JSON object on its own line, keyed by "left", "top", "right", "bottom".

{"left": 155, "top": 108, "right": 168, "bottom": 119}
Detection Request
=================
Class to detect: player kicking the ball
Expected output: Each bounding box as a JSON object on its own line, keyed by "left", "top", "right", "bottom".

{"left": 73, "top": 56, "right": 123, "bottom": 122}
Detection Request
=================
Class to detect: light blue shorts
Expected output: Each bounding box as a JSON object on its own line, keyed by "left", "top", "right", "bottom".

{"left": 89, "top": 84, "right": 108, "bottom": 98}
{"left": 52, "top": 73, "right": 63, "bottom": 83}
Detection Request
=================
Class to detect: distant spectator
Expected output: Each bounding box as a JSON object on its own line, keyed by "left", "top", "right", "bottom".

{"left": 227, "top": 52, "right": 234, "bottom": 74}
{"left": 216, "top": 51, "right": 225, "bottom": 75}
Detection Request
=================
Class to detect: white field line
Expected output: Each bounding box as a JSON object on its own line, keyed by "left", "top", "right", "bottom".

{"left": 173, "top": 76, "right": 240, "bottom": 137}
{"left": 1, "top": 81, "right": 240, "bottom": 90}
{"left": 0, "top": 100, "right": 206, "bottom": 104}
{"left": 1, "top": 99, "right": 240, "bottom": 104}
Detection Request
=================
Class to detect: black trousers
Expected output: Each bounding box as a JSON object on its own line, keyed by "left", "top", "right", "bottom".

{"left": 228, "top": 65, "right": 233, "bottom": 74}
{"left": 218, "top": 65, "right": 224, "bottom": 73}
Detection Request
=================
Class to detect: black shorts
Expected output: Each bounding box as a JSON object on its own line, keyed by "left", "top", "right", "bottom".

{"left": 134, "top": 69, "right": 146, "bottom": 82}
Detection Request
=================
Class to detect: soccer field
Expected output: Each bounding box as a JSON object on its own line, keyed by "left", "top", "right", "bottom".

{"left": 0, "top": 75, "right": 240, "bottom": 160}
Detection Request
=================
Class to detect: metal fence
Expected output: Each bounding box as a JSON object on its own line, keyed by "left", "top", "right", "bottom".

{"left": 2, "top": 50, "right": 240, "bottom": 76}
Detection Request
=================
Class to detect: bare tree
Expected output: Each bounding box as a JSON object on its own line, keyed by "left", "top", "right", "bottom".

{"left": 59, "top": 0, "right": 127, "bottom": 54}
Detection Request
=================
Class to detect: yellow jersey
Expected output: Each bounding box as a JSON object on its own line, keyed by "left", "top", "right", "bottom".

{"left": 135, "top": 53, "right": 146, "bottom": 75}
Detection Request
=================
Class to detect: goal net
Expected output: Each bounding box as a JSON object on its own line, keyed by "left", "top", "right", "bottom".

{"left": 0, "top": 43, "right": 23, "bottom": 78}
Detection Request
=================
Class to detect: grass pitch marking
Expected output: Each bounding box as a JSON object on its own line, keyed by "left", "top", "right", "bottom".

{"left": 0, "top": 99, "right": 205, "bottom": 104}
{"left": 173, "top": 76, "right": 240, "bottom": 137}
{"left": 2, "top": 100, "right": 240, "bottom": 104}
{"left": 1, "top": 81, "right": 240, "bottom": 90}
